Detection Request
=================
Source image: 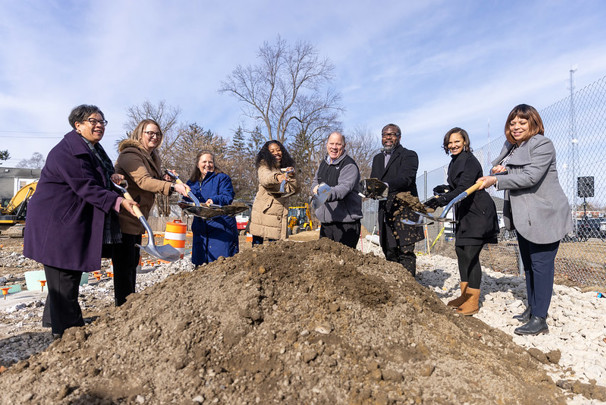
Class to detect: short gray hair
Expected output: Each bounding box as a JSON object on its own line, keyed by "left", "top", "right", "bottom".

{"left": 327, "top": 131, "right": 346, "bottom": 145}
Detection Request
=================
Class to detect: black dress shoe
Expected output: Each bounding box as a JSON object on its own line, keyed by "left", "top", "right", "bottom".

{"left": 513, "top": 306, "right": 531, "bottom": 322}
{"left": 514, "top": 315, "right": 548, "bottom": 336}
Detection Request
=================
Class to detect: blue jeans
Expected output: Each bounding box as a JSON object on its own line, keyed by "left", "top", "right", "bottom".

{"left": 517, "top": 234, "right": 560, "bottom": 318}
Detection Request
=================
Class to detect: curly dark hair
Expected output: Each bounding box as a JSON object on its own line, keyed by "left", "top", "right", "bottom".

{"left": 255, "top": 140, "right": 295, "bottom": 169}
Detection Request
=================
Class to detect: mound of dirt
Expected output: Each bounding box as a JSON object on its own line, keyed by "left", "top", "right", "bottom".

{"left": 0, "top": 239, "right": 567, "bottom": 404}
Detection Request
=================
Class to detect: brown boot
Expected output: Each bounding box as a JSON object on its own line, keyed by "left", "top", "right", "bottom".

{"left": 447, "top": 282, "right": 469, "bottom": 308}
{"left": 456, "top": 288, "right": 480, "bottom": 316}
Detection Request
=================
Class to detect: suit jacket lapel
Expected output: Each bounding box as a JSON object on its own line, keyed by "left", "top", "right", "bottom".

{"left": 507, "top": 142, "right": 531, "bottom": 166}
{"left": 383, "top": 146, "right": 401, "bottom": 177}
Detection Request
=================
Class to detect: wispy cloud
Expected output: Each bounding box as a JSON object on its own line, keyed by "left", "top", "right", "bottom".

{"left": 1, "top": 0, "right": 605, "bottom": 173}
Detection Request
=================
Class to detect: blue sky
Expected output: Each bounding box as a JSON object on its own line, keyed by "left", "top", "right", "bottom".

{"left": 1, "top": 0, "right": 606, "bottom": 173}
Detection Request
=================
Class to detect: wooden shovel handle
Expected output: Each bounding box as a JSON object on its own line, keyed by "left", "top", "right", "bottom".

{"left": 465, "top": 180, "right": 484, "bottom": 195}
{"left": 122, "top": 190, "right": 144, "bottom": 218}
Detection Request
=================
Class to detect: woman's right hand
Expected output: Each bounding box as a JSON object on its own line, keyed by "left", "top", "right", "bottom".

{"left": 477, "top": 176, "right": 497, "bottom": 189}
{"left": 491, "top": 165, "right": 507, "bottom": 174}
{"left": 121, "top": 199, "right": 140, "bottom": 217}
{"left": 173, "top": 183, "right": 190, "bottom": 197}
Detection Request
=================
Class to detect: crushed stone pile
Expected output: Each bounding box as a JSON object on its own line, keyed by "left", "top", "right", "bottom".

{"left": 0, "top": 239, "right": 569, "bottom": 404}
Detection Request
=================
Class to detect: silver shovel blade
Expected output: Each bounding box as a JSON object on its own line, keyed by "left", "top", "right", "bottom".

{"left": 136, "top": 242, "right": 181, "bottom": 262}
{"left": 402, "top": 217, "right": 434, "bottom": 226}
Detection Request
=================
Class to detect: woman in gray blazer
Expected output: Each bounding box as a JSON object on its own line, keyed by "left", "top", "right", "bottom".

{"left": 479, "top": 104, "right": 572, "bottom": 336}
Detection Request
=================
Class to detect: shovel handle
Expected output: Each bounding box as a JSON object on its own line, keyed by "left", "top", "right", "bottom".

{"left": 121, "top": 190, "right": 145, "bottom": 219}
{"left": 465, "top": 180, "right": 484, "bottom": 195}
{"left": 439, "top": 180, "right": 484, "bottom": 219}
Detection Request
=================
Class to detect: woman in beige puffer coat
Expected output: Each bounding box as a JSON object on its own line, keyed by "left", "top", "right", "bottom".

{"left": 249, "top": 140, "right": 298, "bottom": 245}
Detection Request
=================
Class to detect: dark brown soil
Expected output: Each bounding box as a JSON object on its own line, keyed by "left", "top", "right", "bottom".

{"left": 395, "top": 192, "right": 429, "bottom": 213}
{"left": 0, "top": 239, "right": 568, "bottom": 404}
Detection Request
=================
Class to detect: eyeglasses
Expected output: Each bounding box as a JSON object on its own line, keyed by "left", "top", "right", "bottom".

{"left": 87, "top": 118, "right": 108, "bottom": 126}
{"left": 143, "top": 131, "right": 162, "bottom": 139}
{"left": 382, "top": 132, "right": 399, "bottom": 138}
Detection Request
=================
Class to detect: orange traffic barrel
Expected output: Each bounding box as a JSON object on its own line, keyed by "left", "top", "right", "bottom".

{"left": 164, "top": 220, "right": 186, "bottom": 258}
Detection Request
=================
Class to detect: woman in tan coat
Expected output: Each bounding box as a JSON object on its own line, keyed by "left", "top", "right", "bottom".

{"left": 249, "top": 140, "right": 298, "bottom": 245}
{"left": 111, "top": 119, "right": 189, "bottom": 306}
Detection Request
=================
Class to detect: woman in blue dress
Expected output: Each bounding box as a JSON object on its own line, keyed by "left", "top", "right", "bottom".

{"left": 186, "top": 151, "right": 239, "bottom": 266}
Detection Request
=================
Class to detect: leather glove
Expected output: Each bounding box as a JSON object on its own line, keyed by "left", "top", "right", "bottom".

{"left": 424, "top": 196, "right": 444, "bottom": 210}
{"left": 433, "top": 184, "right": 449, "bottom": 195}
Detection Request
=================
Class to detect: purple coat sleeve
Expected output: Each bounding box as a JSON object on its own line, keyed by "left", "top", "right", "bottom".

{"left": 23, "top": 131, "right": 121, "bottom": 272}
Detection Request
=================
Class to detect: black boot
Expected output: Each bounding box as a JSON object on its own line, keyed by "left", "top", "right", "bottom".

{"left": 514, "top": 315, "right": 548, "bottom": 336}
{"left": 513, "top": 306, "right": 531, "bottom": 322}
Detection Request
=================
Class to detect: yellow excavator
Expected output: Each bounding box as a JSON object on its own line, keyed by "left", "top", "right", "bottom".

{"left": 0, "top": 181, "right": 38, "bottom": 231}
{"left": 287, "top": 203, "right": 313, "bottom": 235}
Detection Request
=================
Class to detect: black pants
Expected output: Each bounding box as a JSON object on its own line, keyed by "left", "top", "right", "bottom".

{"left": 42, "top": 265, "right": 85, "bottom": 335}
{"left": 111, "top": 233, "right": 141, "bottom": 306}
{"left": 319, "top": 221, "right": 361, "bottom": 249}
{"left": 455, "top": 245, "right": 484, "bottom": 289}
{"left": 517, "top": 234, "right": 559, "bottom": 318}
{"left": 383, "top": 244, "right": 416, "bottom": 277}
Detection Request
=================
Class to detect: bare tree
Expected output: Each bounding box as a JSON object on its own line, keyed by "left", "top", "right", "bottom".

{"left": 17, "top": 152, "right": 46, "bottom": 169}
{"left": 167, "top": 123, "right": 228, "bottom": 183}
{"left": 122, "top": 100, "right": 182, "bottom": 216}
{"left": 219, "top": 36, "right": 343, "bottom": 144}
{"left": 346, "top": 126, "right": 381, "bottom": 179}
{"left": 123, "top": 100, "right": 181, "bottom": 160}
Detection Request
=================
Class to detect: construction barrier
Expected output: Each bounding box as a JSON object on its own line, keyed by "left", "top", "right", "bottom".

{"left": 164, "top": 220, "right": 186, "bottom": 258}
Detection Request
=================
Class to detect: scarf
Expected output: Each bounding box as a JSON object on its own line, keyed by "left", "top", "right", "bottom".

{"left": 81, "top": 135, "right": 122, "bottom": 245}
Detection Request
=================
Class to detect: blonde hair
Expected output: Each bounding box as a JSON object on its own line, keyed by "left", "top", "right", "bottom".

{"left": 131, "top": 119, "right": 164, "bottom": 148}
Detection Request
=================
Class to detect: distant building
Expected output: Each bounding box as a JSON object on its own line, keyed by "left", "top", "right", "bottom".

{"left": 0, "top": 167, "right": 41, "bottom": 205}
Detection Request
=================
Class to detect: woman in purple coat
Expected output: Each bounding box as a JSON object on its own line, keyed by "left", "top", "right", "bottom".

{"left": 23, "top": 105, "right": 138, "bottom": 338}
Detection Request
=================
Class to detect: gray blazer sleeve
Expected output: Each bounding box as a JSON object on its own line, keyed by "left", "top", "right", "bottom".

{"left": 494, "top": 135, "right": 572, "bottom": 244}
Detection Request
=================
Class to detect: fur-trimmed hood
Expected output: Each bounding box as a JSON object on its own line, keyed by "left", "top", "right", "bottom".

{"left": 118, "top": 138, "right": 153, "bottom": 154}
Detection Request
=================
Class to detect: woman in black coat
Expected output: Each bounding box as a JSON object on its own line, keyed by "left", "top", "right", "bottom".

{"left": 425, "top": 128, "right": 499, "bottom": 315}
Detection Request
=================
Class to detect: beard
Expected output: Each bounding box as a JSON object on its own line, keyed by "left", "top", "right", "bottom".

{"left": 382, "top": 141, "right": 399, "bottom": 153}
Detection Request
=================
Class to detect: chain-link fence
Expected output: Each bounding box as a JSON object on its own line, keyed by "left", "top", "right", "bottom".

{"left": 409, "top": 74, "right": 606, "bottom": 288}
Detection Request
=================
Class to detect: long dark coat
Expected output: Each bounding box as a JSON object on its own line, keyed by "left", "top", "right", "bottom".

{"left": 24, "top": 130, "right": 121, "bottom": 271}
{"left": 371, "top": 144, "right": 424, "bottom": 248}
{"left": 442, "top": 151, "right": 499, "bottom": 245}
